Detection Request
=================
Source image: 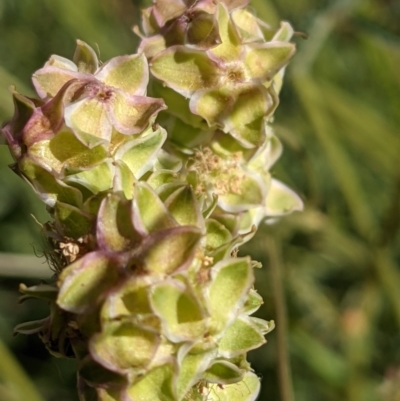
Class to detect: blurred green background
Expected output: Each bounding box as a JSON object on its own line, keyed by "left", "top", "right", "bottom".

{"left": 0, "top": 0, "right": 399, "bottom": 400}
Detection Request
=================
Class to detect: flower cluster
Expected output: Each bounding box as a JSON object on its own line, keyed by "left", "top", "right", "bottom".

{"left": 2, "top": 1, "right": 302, "bottom": 400}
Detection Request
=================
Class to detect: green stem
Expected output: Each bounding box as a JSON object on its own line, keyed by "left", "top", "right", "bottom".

{"left": 0, "top": 339, "right": 46, "bottom": 401}
{"left": 0, "top": 252, "right": 50, "bottom": 279}
{"left": 266, "top": 237, "right": 295, "bottom": 401}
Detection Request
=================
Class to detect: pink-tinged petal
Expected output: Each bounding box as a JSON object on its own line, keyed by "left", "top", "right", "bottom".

{"left": 96, "top": 194, "right": 141, "bottom": 253}
{"left": 114, "top": 125, "right": 167, "bottom": 179}
{"left": 223, "top": 85, "right": 276, "bottom": 148}
{"left": 150, "top": 46, "right": 221, "bottom": 98}
{"left": 164, "top": 185, "right": 204, "bottom": 229}
{"left": 64, "top": 98, "right": 112, "bottom": 148}
{"left": 38, "top": 129, "right": 108, "bottom": 175}
{"left": 54, "top": 201, "right": 94, "bottom": 239}
{"left": 44, "top": 55, "right": 78, "bottom": 71}
{"left": 57, "top": 251, "right": 122, "bottom": 314}
{"left": 220, "top": 0, "right": 250, "bottom": 8}
{"left": 186, "top": 11, "right": 221, "bottom": 48}
{"left": 138, "top": 35, "right": 167, "bottom": 60}
{"left": 244, "top": 42, "right": 296, "bottom": 83}
{"left": 18, "top": 158, "right": 83, "bottom": 207}
{"left": 189, "top": 87, "right": 234, "bottom": 127}
{"left": 150, "top": 279, "right": 208, "bottom": 342}
{"left": 73, "top": 40, "right": 99, "bottom": 74}
{"left": 32, "top": 66, "right": 87, "bottom": 98}
{"left": 96, "top": 54, "right": 149, "bottom": 96}
{"left": 151, "top": 0, "right": 187, "bottom": 27}
{"left": 208, "top": 3, "right": 241, "bottom": 63}
{"left": 89, "top": 320, "right": 160, "bottom": 374}
{"left": 106, "top": 91, "right": 166, "bottom": 135}
{"left": 138, "top": 226, "right": 202, "bottom": 275}
{"left": 231, "top": 8, "right": 266, "bottom": 42}
{"left": 22, "top": 81, "right": 74, "bottom": 148}
{"left": 2, "top": 90, "right": 37, "bottom": 158}
{"left": 132, "top": 181, "right": 176, "bottom": 236}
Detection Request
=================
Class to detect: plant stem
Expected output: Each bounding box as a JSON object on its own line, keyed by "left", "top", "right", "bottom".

{"left": 0, "top": 253, "right": 50, "bottom": 279}
{"left": 266, "top": 237, "right": 295, "bottom": 401}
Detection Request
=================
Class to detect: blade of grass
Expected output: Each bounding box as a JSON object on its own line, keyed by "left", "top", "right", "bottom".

{"left": 0, "top": 339, "right": 46, "bottom": 401}
{"left": 291, "top": 328, "right": 350, "bottom": 389}
{"left": 292, "top": 74, "right": 375, "bottom": 240}
{"left": 266, "top": 236, "right": 295, "bottom": 401}
{"left": 320, "top": 81, "right": 400, "bottom": 175}
{"left": 0, "top": 253, "right": 51, "bottom": 279}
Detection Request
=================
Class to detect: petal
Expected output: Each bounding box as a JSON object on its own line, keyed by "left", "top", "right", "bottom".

{"left": 54, "top": 201, "right": 94, "bottom": 238}
{"left": 139, "top": 226, "right": 202, "bottom": 275}
{"left": 138, "top": 35, "right": 167, "bottom": 60}
{"left": 73, "top": 40, "right": 99, "bottom": 74}
{"left": 101, "top": 276, "right": 156, "bottom": 321}
{"left": 150, "top": 279, "right": 207, "bottom": 342}
{"left": 218, "top": 172, "right": 266, "bottom": 213}
{"left": 114, "top": 125, "right": 167, "bottom": 178}
{"left": 2, "top": 90, "right": 37, "bottom": 158}
{"left": 96, "top": 193, "right": 140, "bottom": 252}
{"left": 208, "top": 3, "right": 241, "bottom": 63}
{"left": 164, "top": 185, "right": 204, "bottom": 228}
{"left": 107, "top": 91, "right": 166, "bottom": 135}
{"left": 265, "top": 178, "right": 304, "bottom": 217}
{"left": 18, "top": 158, "right": 83, "bottom": 207}
{"left": 29, "top": 129, "right": 107, "bottom": 175}
{"left": 205, "top": 219, "right": 233, "bottom": 251}
{"left": 96, "top": 54, "right": 149, "bottom": 96}
{"left": 150, "top": 46, "right": 220, "bottom": 98}
{"left": 218, "top": 316, "right": 266, "bottom": 357}
{"left": 244, "top": 42, "right": 296, "bottom": 83}
{"left": 64, "top": 98, "right": 112, "bottom": 148}
{"left": 125, "top": 363, "right": 176, "bottom": 401}
{"left": 90, "top": 320, "right": 160, "bottom": 373}
{"left": 32, "top": 65, "right": 87, "bottom": 98}
{"left": 206, "top": 257, "right": 253, "bottom": 334}
{"left": 132, "top": 181, "right": 177, "bottom": 235}
{"left": 223, "top": 85, "right": 276, "bottom": 148}
{"left": 113, "top": 160, "right": 136, "bottom": 200}
{"left": 152, "top": 0, "right": 187, "bottom": 26}
{"left": 189, "top": 87, "right": 234, "bottom": 127}
{"left": 208, "top": 371, "right": 260, "bottom": 401}
{"left": 186, "top": 11, "right": 221, "bottom": 48}
{"left": 65, "top": 161, "right": 114, "bottom": 194}
{"left": 273, "top": 21, "right": 295, "bottom": 41}
{"left": 57, "top": 252, "right": 121, "bottom": 314}
{"left": 176, "top": 350, "right": 216, "bottom": 399}
{"left": 204, "top": 360, "right": 244, "bottom": 384}
{"left": 44, "top": 55, "right": 78, "bottom": 71}
{"left": 22, "top": 81, "right": 74, "bottom": 148}
{"left": 231, "top": 9, "right": 266, "bottom": 42}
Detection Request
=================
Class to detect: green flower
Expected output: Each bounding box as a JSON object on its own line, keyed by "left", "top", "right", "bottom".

{"left": 145, "top": 4, "right": 295, "bottom": 148}
{"left": 32, "top": 40, "right": 165, "bottom": 147}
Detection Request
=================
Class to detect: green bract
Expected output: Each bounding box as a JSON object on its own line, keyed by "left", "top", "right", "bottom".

{"left": 2, "top": 1, "right": 303, "bottom": 399}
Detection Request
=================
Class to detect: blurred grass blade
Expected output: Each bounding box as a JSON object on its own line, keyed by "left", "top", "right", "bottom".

{"left": 0, "top": 252, "right": 51, "bottom": 279}
{"left": 0, "top": 339, "right": 45, "bottom": 401}
{"left": 321, "top": 81, "right": 400, "bottom": 174}
{"left": 291, "top": 328, "right": 349, "bottom": 388}
{"left": 374, "top": 248, "right": 400, "bottom": 328}
{"left": 292, "top": 74, "right": 375, "bottom": 239}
